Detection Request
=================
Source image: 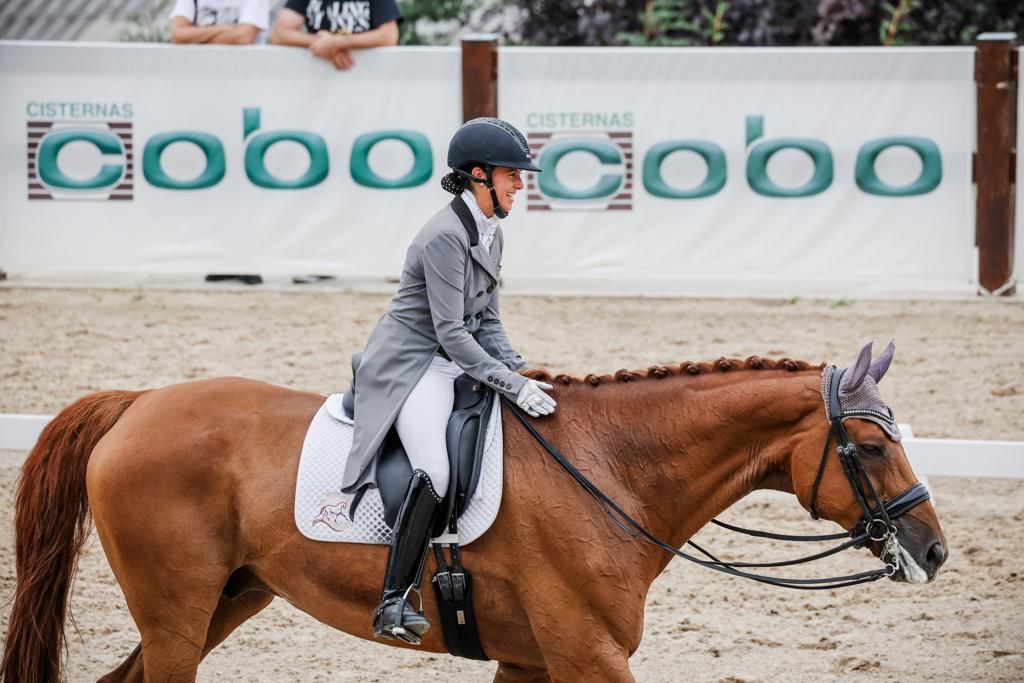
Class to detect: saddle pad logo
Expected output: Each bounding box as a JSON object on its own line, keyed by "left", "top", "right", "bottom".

{"left": 526, "top": 130, "right": 633, "bottom": 212}
{"left": 27, "top": 120, "right": 134, "bottom": 201}
{"left": 312, "top": 492, "right": 353, "bottom": 532}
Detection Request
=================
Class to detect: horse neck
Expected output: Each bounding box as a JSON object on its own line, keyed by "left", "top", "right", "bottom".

{"left": 561, "top": 369, "right": 823, "bottom": 574}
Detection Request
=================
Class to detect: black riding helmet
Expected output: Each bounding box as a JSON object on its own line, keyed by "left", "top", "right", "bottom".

{"left": 440, "top": 117, "right": 541, "bottom": 219}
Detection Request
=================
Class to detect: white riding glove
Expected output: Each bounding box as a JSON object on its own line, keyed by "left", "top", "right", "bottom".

{"left": 515, "top": 379, "right": 557, "bottom": 417}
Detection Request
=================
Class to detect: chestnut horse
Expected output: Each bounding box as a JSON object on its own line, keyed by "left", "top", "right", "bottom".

{"left": 2, "top": 351, "right": 947, "bottom": 682}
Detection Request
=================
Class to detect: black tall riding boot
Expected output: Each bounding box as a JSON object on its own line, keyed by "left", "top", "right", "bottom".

{"left": 373, "top": 469, "right": 443, "bottom": 644}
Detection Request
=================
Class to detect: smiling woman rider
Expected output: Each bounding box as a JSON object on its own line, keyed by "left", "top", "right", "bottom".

{"left": 340, "top": 118, "right": 557, "bottom": 644}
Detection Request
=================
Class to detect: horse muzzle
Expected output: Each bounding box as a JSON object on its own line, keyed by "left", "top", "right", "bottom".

{"left": 879, "top": 515, "right": 948, "bottom": 584}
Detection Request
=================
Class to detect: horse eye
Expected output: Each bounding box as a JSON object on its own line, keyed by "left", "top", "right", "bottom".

{"left": 858, "top": 443, "right": 883, "bottom": 457}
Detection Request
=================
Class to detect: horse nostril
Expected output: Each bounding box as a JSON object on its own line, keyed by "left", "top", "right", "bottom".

{"left": 925, "top": 541, "right": 948, "bottom": 574}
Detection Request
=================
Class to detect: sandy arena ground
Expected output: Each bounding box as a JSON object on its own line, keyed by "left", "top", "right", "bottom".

{"left": 1, "top": 287, "right": 1022, "bottom": 681}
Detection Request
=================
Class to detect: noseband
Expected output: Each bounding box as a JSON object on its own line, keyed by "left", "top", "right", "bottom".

{"left": 506, "top": 365, "right": 932, "bottom": 590}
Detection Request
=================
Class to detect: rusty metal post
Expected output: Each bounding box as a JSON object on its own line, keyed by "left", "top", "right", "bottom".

{"left": 975, "top": 33, "right": 1018, "bottom": 296}
{"left": 461, "top": 34, "right": 499, "bottom": 122}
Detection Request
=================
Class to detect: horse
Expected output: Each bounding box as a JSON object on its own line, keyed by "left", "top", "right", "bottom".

{"left": 1, "top": 345, "right": 947, "bottom": 682}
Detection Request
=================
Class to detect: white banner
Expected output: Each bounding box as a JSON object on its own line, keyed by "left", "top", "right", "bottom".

{"left": 1, "top": 43, "right": 980, "bottom": 296}
{"left": 0, "top": 41, "right": 461, "bottom": 282}
{"left": 499, "top": 47, "right": 977, "bottom": 296}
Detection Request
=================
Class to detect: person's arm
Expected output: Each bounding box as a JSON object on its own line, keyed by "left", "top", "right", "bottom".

{"left": 170, "top": 16, "right": 234, "bottom": 43}
{"left": 211, "top": 0, "right": 266, "bottom": 44}
{"left": 309, "top": 30, "right": 353, "bottom": 68}
{"left": 309, "top": 19, "right": 396, "bottom": 65}
{"left": 208, "top": 23, "right": 260, "bottom": 44}
{"left": 336, "top": 20, "right": 399, "bottom": 49}
{"left": 310, "top": 19, "right": 396, "bottom": 68}
{"left": 270, "top": 7, "right": 314, "bottom": 47}
{"left": 421, "top": 233, "right": 527, "bottom": 398}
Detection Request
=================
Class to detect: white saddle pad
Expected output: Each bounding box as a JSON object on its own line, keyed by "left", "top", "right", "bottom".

{"left": 293, "top": 393, "right": 503, "bottom": 545}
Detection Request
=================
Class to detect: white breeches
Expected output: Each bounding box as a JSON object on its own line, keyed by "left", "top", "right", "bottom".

{"left": 394, "top": 355, "right": 462, "bottom": 496}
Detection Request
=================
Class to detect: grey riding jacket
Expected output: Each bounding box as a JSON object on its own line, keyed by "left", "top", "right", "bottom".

{"left": 341, "top": 196, "right": 528, "bottom": 494}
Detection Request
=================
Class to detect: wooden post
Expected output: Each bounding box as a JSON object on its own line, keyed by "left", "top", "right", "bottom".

{"left": 975, "top": 32, "right": 1018, "bottom": 296}
{"left": 461, "top": 34, "right": 499, "bottom": 122}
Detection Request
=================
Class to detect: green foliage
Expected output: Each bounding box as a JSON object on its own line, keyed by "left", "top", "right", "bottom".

{"left": 398, "top": 0, "right": 481, "bottom": 45}
{"left": 510, "top": 0, "right": 643, "bottom": 46}
{"left": 707, "top": 1, "right": 729, "bottom": 44}
{"left": 897, "top": 0, "right": 1024, "bottom": 45}
{"left": 621, "top": 0, "right": 731, "bottom": 46}
{"left": 879, "top": 0, "right": 917, "bottom": 46}
{"left": 515, "top": 0, "right": 1023, "bottom": 46}
{"left": 119, "top": 0, "right": 172, "bottom": 42}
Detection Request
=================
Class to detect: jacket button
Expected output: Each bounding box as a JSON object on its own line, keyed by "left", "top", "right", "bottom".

{"left": 463, "top": 314, "right": 471, "bottom": 322}
{"left": 487, "top": 376, "right": 494, "bottom": 382}
{"left": 486, "top": 285, "right": 494, "bottom": 293}
{"left": 476, "top": 290, "right": 484, "bottom": 297}
{"left": 475, "top": 312, "right": 482, "bottom": 319}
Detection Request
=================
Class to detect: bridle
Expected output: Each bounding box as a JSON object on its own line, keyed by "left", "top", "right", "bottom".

{"left": 504, "top": 365, "right": 932, "bottom": 590}
{"left": 808, "top": 366, "right": 931, "bottom": 544}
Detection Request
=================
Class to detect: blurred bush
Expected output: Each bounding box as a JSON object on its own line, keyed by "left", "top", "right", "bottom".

{"left": 503, "top": 0, "right": 1023, "bottom": 46}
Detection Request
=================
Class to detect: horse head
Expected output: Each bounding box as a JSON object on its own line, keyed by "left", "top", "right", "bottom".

{"left": 790, "top": 341, "right": 948, "bottom": 584}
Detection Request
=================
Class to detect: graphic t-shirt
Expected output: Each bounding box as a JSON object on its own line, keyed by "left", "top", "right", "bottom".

{"left": 169, "top": 0, "right": 270, "bottom": 29}
{"left": 282, "top": 0, "right": 402, "bottom": 35}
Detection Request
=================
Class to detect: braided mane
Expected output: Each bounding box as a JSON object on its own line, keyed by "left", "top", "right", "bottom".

{"left": 522, "top": 356, "right": 826, "bottom": 387}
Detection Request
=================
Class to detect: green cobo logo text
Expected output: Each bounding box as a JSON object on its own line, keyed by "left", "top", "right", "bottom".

{"left": 27, "top": 103, "right": 942, "bottom": 207}
{"left": 530, "top": 116, "right": 942, "bottom": 211}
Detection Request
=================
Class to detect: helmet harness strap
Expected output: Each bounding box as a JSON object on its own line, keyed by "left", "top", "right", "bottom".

{"left": 453, "top": 165, "right": 508, "bottom": 219}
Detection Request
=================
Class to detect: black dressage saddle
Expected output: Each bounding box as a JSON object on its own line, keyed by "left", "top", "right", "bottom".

{"left": 341, "top": 352, "right": 495, "bottom": 530}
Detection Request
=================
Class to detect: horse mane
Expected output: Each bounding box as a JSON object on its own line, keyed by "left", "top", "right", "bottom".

{"left": 522, "top": 356, "right": 827, "bottom": 387}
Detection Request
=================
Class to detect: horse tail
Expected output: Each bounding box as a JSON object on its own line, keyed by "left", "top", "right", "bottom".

{"left": 1, "top": 389, "right": 143, "bottom": 683}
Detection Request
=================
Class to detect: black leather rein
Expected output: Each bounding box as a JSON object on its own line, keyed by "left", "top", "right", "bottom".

{"left": 501, "top": 367, "right": 931, "bottom": 590}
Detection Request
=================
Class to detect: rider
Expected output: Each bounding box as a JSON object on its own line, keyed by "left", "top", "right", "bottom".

{"left": 341, "top": 118, "right": 558, "bottom": 643}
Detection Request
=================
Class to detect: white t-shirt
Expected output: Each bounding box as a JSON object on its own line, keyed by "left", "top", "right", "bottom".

{"left": 170, "top": 0, "right": 270, "bottom": 38}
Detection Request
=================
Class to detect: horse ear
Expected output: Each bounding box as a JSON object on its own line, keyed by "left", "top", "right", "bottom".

{"left": 840, "top": 342, "right": 873, "bottom": 395}
{"left": 868, "top": 339, "right": 895, "bottom": 383}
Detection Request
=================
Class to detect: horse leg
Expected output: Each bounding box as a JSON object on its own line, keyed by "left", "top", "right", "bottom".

{"left": 95, "top": 595, "right": 214, "bottom": 683}
{"left": 489, "top": 614, "right": 634, "bottom": 683}
{"left": 511, "top": 587, "right": 639, "bottom": 683}
{"left": 200, "top": 587, "right": 275, "bottom": 657}
{"left": 97, "top": 582, "right": 273, "bottom": 682}
{"left": 97, "top": 644, "right": 142, "bottom": 683}
{"left": 127, "top": 580, "right": 222, "bottom": 682}
{"left": 493, "top": 662, "right": 553, "bottom": 682}
{"left": 91, "top": 501, "right": 232, "bottom": 681}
